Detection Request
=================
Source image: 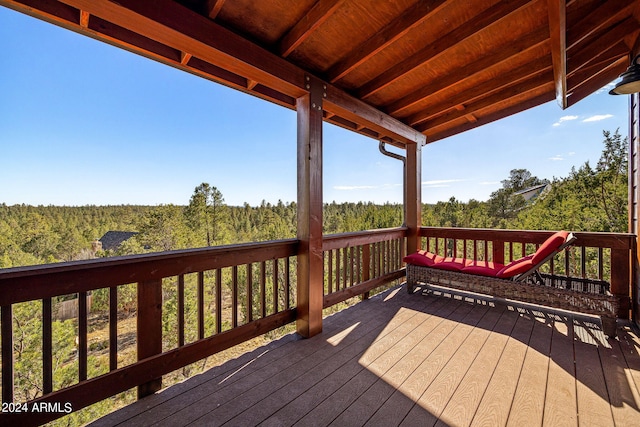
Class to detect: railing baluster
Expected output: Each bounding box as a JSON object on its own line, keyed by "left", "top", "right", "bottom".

{"left": 232, "top": 266, "right": 238, "bottom": 328}
{"left": 78, "top": 291, "right": 88, "bottom": 382}
{"left": 327, "top": 250, "right": 333, "bottom": 295}
{"left": 343, "top": 247, "right": 348, "bottom": 287}
{"left": 285, "top": 257, "right": 290, "bottom": 309}
{"left": 581, "top": 246, "right": 587, "bottom": 278}
{"left": 350, "top": 246, "right": 355, "bottom": 286}
{"left": 198, "top": 272, "right": 205, "bottom": 339}
{"left": 260, "top": 261, "right": 266, "bottom": 319}
{"left": 43, "top": 297, "right": 53, "bottom": 394}
{"left": 335, "top": 249, "right": 341, "bottom": 291}
{"left": 273, "top": 259, "right": 279, "bottom": 314}
{"left": 598, "top": 247, "right": 604, "bottom": 280}
{"left": 178, "top": 275, "right": 185, "bottom": 347}
{"left": 215, "top": 269, "right": 222, "bottom": 334}
{"left": 246, "top": 263, "right": 253, "bottom": 323}
{"left": 1, "top": 304, "right": 13, "bottom": 404}
{"left": 109, "top": 286, "right": 118, "bottom": 370}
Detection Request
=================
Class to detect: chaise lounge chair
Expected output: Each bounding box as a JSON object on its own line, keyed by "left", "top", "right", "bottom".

{"left": 403, "top": 231, "right": 620, "bottom": 337}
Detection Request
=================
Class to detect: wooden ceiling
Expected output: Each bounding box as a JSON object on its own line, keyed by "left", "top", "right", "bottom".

{"left": 2, "top": 0, "right": 639, "bottom": 146}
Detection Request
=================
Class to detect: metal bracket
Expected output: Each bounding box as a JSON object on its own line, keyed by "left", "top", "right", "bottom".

{"left": 305, "top": 75, "right": 326, "bottom": 112}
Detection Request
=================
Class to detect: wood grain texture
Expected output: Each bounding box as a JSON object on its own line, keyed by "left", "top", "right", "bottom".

{"left": 82, "top": 285, "right": 640, "bottom": 427}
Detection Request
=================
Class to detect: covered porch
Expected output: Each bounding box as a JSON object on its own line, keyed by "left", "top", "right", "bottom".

{"left": 1, "top": 0, "right": 640, "bottom": 425}
{"left": 91, "top": 285, "right": 640, "bottom": 426}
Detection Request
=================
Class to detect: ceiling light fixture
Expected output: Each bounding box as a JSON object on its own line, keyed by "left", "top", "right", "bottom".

{"left": 609, "top": 55, "right": 640, "bottom": 95}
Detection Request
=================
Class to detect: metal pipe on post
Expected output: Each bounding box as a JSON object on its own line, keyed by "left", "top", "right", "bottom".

{"left": 379, "top": 141, "right": 406, "bottom": 226}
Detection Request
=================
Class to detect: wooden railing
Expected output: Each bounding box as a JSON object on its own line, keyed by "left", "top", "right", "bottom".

{"left": 1, "top": 226, "right": 633, "bottom": 425}
{"left": 0, "top": 229, "right": 409, "bottom": 426}
{"left": 419, "top": 227, "right": 634, "bottom": 318}
{"left": 322, "top": 227, "right": 407, "bottom": 308}
{"left": 0, "top": 240, "right": 298, "bottom": 426}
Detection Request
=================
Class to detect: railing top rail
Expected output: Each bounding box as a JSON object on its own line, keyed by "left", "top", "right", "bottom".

{"left": 322, "top": 227, "right": 408, "bottom": 251}
{"left": 419, "top": 227, "right": 634, "bottom": 249}
{"left": 0, "top": 239, "right": 299, "bottom": 306}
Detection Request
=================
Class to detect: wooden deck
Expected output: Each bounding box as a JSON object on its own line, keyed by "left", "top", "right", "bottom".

{"left": 90, "top": 285, "right": 640, "bottom": 427}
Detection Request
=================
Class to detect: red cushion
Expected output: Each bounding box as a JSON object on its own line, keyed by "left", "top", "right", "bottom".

{"left": 531, "top": 231, "right": 569, "bottom": 264}
{"left": 496, "top": 255, "right": 534, "bottom": 278}
{"left": 462, "top": 261, "right": 505, "bottom": 277}
{"left": 430, "top": 257, "right": 470, "bottom": 271}
{"left": 403, "top": 250, "right": 444, "bottom": 267}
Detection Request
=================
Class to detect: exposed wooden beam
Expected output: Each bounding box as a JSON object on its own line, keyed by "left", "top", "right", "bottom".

{"left": 567, "top": 0, "right": 636, "bottom": 50}
{"left": 12, "top": 0, "right": 419, "bottom": 144}
{"left": 547, "top": 0, "right": 567, "bottom": 109}
{"left": 326, "top": 0, "right": 448, "bottom": 83}
{"left": 206, "top": 0, "right": 226, "bottom": 19}
{"left": 358, "top": 0, "right": 532, "bottom": 99}
{"left": 279, "top": 0, "right": 346, "bottom": 58}
{"left": 568, "top": 57, "right": 629, "bottom": 107}
{"left": 407, "top": 55, "right": 551, "bottom": 126}
{"left": 387, "top": 26, "right": 550, "bottom": 116}
{"left": 56, "top": 0, "right": 306, "bottom": 96}
{"left": 465, "top": 114, "right": 478, "bottom": 123}
{"left": 246, "top": 79, "right": 258, "bottom": 90}
{"left": 568, "top": 17, "right": 638, "bottom": 75}
{"left": 567, "top": 42, "right": 628, "bottom": 81}
{"left": 180, "top": 52, "right": 192, "bottom": 65}
{"left": 568, "top": 55, "right": 628, "bottom": 93}
{"left": 79, "top": 9, "right": 89, "bottom": 28}
{"left": 416, "top": 71, "right": 554, "bottom": 132}
{"left": 426, "top": 93, "right": 555, "bottom": 143}
{"left": 323, "top": 83, "right": 426, "bottom": 146}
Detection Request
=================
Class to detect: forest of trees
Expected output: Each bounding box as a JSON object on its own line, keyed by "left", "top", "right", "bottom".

{"left": 0, "top": 129, "right": 629, "bottom": 269}
{"left": 0, "top": 129, "right": 629, "bottom": 426}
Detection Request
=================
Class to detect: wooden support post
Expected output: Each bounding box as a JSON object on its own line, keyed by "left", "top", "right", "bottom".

{"left": 406, "top": 142, "right": 422, "bottom": 255}
{"left": 296, "top": 75, "right": 325, "bottom": 338}
{"left": 611, "top": 249, "right": 631, "bottom": 320}
{"left": 630, "top": 85, "right": 640, "bottom": 326}
{"left": 137, "top": 279, "right": 163, "bottom": 398}
{"left": 1, "top": 305, "right": 13, "bottom": 404}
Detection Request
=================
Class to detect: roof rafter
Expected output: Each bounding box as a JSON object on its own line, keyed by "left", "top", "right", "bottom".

{"left": 426, "top": 93, "right": 555, "bottom": 143}
{"left": 547, "top": 0, "right": 567, "bottom": 109}
{"left": 206, "top": 0, "right": 226, "bottom": 19}
{"left": 416, "top": 70, "right": 554, "bottom": 132}
{"left": 567, "top": 0, "right": 636, "bottom": 50}
{"left": 568, "top": 17, "right": 638, "bottom": 75}
{"left": 387, "top": 25, "right": 549, "bottom": 117}
{"left": 9, "top": 0, "right": 422, "bottom": 145}
{"left": 358, "top": 0, "right": 532, "bottom": 99}
{"left": 279, "top": 0, "right": 347, "bottom": 58}
{"left": 568, "top": 56, "right": 629, "bottom": 107}
{"left": 567, "top": 42, "right": 629, "bottom": 82}
{"left": 325, "top": 0, "right": 448, "bottom": 83}
{"left": 408, "top": 55, "right": 551, "bottom": 127}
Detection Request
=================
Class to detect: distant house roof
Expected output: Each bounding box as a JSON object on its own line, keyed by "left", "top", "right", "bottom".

{"left": 513, "top": 184, "right": 551, "bottom": 202}
{"left": 99, "top": 231, "right": 138, "bottom": 251}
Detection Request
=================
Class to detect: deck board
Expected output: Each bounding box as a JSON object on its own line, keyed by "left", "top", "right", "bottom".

{"left": 90, "top": 284, "right": 640, "bottom": 427}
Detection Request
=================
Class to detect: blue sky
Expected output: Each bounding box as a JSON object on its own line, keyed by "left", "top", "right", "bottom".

{"left": 0, "top": 7, "right": 630, "bottom": 207}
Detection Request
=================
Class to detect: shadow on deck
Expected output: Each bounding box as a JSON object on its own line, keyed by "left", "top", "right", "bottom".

{"left": 90, "top": 284, "right": 640, "bottom": 426}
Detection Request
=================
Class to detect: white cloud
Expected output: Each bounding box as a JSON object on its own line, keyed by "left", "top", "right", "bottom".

{"left": 582, "top": 114, "right": 613, "bottom": 122}
{"left": 552, "top": 115, "right": 579, "bottom": 127}
{"left": 333, "top": 185, "right": 376, "bottom": 191}
{"left": 549, "top": 155, "right": 563, "bottom": 161}
{"left": 596, "top": 82, "right": 616, "bottom": 94}
{"left": 479, "top": 181, "right": 499, "bottom": 186}
{"left": 422, "top": 179, "right": 465, "bottom": 187}
{"left": 568, "top": 151, "right": 576, "bottom": 156}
